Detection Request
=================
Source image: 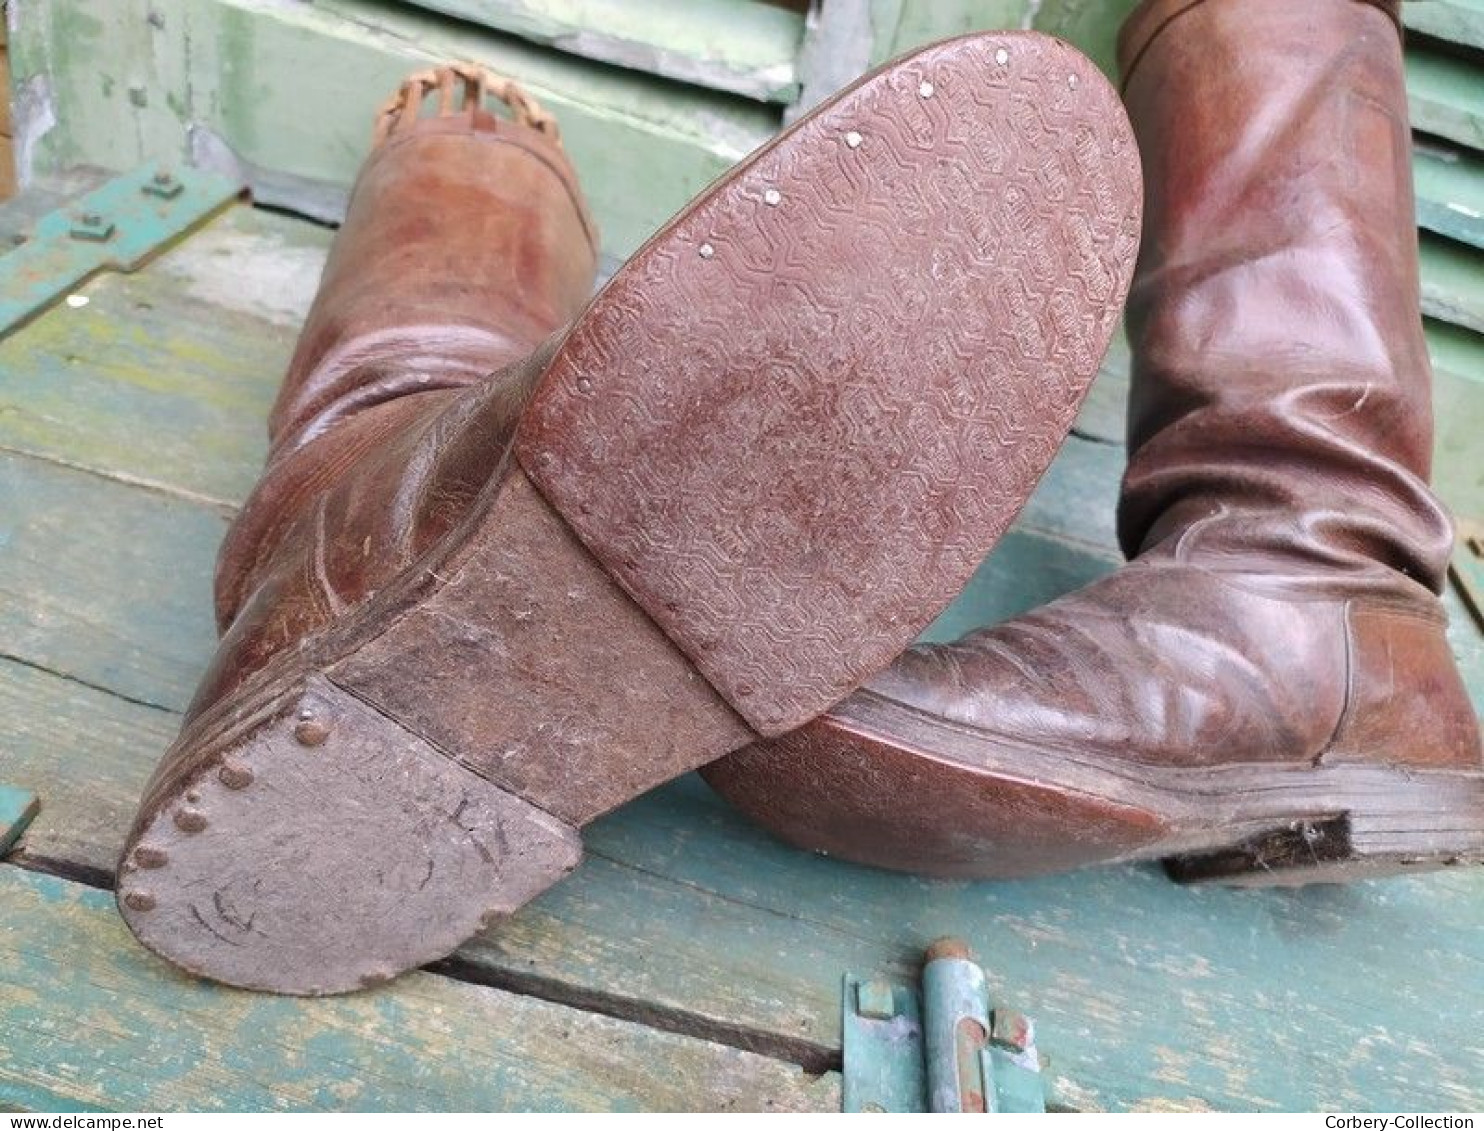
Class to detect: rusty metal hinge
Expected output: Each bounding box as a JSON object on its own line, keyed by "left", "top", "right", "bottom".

{"left": 843, "top": 937, "right": 1046, "bottom": 1113}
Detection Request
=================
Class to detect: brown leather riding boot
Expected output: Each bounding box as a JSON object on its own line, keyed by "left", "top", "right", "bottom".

{"left": 117, "top": 41, "right": 1142, "bottom": 993}
{"left": 707, "top": 0, "right": 1484, "bottom": 884}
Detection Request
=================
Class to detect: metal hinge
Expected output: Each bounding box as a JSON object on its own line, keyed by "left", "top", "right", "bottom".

{"left": 843, "top": 937, "right": 1046, "bottom": 1113}
{"left": 0, "top": 164, "right": 244, "bottom": 338}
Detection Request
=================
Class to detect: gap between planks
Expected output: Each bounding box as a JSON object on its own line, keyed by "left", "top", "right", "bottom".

{"left": 4, "top": 827, "right": 841, "bottom": 1077}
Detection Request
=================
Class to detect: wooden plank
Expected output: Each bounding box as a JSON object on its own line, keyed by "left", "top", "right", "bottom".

{"left": 393, "top": 0, "right": 805, "bottom": 102}
{"left": 876, "top": 0, "right": 1039, "bottom": 58}
{"left": 1415, "top": 140, "right": 1484, "bottom": 250}
{"left": 1029, "top": 0, "right": 1137, "bottom": 81}
{"left": 0, "top": 655, "right": 167, "bottom": 875}
{"left": 4, "top": 430, "right": 1483, "bottom": 1111}
{"left": 1407, "top": 44, "right": 1484, "bottom": 152}
{"left": 1421, "top": 231, "right": 1484, "bottom": 335}
{"left": 0, "top": 786, "right": 39, "bottom": 856}
{"left": 2, "top": 186, "right": 1483, "bottom": 1113}
{"left": 8, "top": 0, "right": 778, "bottom": 260}
{"left": 1430, "top": 320, "right": 1484, "bottom": 524}
{"left": 6, "top": 641, "right": 1484, "bottom": 1111}
{"left": 0, "top": 207, "right": 318, "bottom": 507}
{"left": 1405, "top": 0, "right": 1484, "bottom": 51}
{"left": 0, "top": 865, "right": 838, "bottom": 1113}
{"left": 0, "top": 452, "right": 224, "bottom": 714}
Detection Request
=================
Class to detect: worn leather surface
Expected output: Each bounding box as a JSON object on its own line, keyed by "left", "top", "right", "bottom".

{"left": 193, "top": 112, "right": 597, "bottom": 716}
{"left": 707, "top": 0, "right": 1482, "bottom": 857}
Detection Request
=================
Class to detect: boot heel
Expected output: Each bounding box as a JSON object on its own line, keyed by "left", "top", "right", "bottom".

{"left": 119, "top": 469, "right": 754, "bottom": 994}
{"left": 1165, "top": 770, "right": 1484, "bottom": 886}
{"left": 117, "top": 672, "right": 581, "bottom": 996}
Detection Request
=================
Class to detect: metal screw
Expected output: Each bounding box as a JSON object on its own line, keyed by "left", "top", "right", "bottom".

{"left": 845, "top": 131, "right": 863, "bottom": 149}
{"left": 133, "top": 846, "right": 169, "bottom": 869}
{"left": 698, "top": 242, "right": 715, "bottom": 259}
{"left": 294, "top": 716, "right": 332, "bottom": 747}
{"left": 919, "top": 80, "right": 935, "bottom": 98}
{"left": 218, "top": 761, "right": 254, "bottom": 790}
{"left": 995, "top": 48, "right": 1009, "bottom": 66}
{"left": 173, "top": 808, "right": 208, "bottom": 833}
{"left": 69, "top": 212, "right": 116, "bottom": 241}
{"left": 123, "top": 890, "right": 157, "bottom": 912}
{"left": 763, "top": 188, "right": 782, "bottom": 207}
{"left": 143, "top": 170, "right": 184, "bottom": 199}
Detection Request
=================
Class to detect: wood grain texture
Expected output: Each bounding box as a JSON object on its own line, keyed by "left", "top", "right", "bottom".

{"left": 2, "top": 193, "right": 1482, "bottom": 1111}
{"left": 393, "top": 0, "right": 806, "bottom": 102}
{"left": 1407, "top": 44, "right": 1484, "bottom": 152}
{"left": 1405, "top": 0, "right": 1484, "bottom": 49}
{"left": 7, "top": 0, "right": 778, "bottom": 260}
{"left": 0, "top": 865, "right": 837, "bottom": 1113}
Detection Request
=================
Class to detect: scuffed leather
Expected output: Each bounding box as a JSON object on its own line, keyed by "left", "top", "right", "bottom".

{"left": 194, "top": 112, "right": 596, "bottom": 715}
{"left": 865, "top": 0, "right": 1481, "bottom": 777}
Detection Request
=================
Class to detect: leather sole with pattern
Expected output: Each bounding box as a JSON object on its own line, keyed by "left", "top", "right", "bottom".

{"left": 118, "top": 31, "right": 1140, "bottom": 993}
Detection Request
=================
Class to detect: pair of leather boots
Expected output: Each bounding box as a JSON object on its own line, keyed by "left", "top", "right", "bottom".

{"left": 118, "top": 0, "right": 1482, "bottom": 995}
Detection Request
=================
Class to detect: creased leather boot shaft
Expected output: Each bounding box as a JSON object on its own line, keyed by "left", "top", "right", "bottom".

{"left": 199, "top": 104, "right": 597, "bottom": 714}
{"left": 1117, "top": 0, "right": 1453, "bottom": 597}
{"left": 703, "top": 0, "right": 1483, "bottom": 882}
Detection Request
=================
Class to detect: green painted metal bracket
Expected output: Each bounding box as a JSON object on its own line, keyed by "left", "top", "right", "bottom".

{"left": 843, "top": 939, "right": 1047, "bottom": 1113}
{"left": 0, "top": 164, "right": 244, "bottom": 338}
{"left": 0, "top": 787, "right": 40, "bottom": 856}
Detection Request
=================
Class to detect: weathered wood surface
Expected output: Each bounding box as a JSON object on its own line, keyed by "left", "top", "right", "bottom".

{"left": 1406, "top": 0, "right": 1484, "bottom": 49}
{"left": 8, "top": 0, "right": 778, "bottom": 259}
{"left": 394, "top": 0, "right": 806, "bottom": 102}
{"left": 1407, "top": 44, "right": 1484, "bottom": 153}
{"left": 2, "top": 201, "right": 1483, "bottom": 1111}
{"left": 0, "top": 866, "right": 837, "bottom": 1113}
{"left": 1414, "top": 141, "right": 1484, "bottom": 250}
{"left": 1421, "top": 232, "right": 1484, "bottom": 336}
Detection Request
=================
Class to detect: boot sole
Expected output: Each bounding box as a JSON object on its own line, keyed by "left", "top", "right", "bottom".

{"left": 117, "top": 31, "right": 1141, "bottom": 993}
{"left": 705, "top": 693, "right": 1484, "bottom": 886}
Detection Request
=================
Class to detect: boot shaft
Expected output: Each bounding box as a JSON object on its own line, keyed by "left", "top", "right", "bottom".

{"left": 270, "top": 91, "right": 599, "bottom": 457}
{"left": 1116, "top": 0, "right": 1453, "bottom": 594}
{"left": 216, "top": 77, "right": 598, "bottom": 630}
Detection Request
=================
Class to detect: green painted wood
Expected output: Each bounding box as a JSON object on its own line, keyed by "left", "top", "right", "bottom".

{"left": 0, "top": 787, "right": 40, "bottom": 857}
{"left": 0, "top": 655, "right": 169, "bottom": 876}
{"left": 1405, "top": 0, "right": 1484, "bottom": 51}
{"left": 2, "top": 428, "right": 1481, "bottom": 1111}
{"left": 394, "top": 0, "right": 806, "bottom": 102}
{"left": 0, "top": 452, "right": 225, "bottom": 715}
{"left": 1407, "top": 44, "right": 1484, "bottom": 152}
{"left": 9, "top": 0, "right": 778, "bottom": 260}
{"left": 1030, "top": 0, "right": 1138, "bottom": 81}
{"left": 0, "top": 206, "right": 319, "bottom": 507}
{"left": 873, "top": 0, "right": 1036, "bottom": 58}
{"left": 0, "top": 865, "right": 838, "bottom": 1113}
{"left": 1415, "top": 142, "right": 1484, "bottom": 250}
{"left": 0, "top": 165, "right": 242, "bottom": 336}
{"left": 1, "top": 178, "right": 1482, "bottom": 1112}
{"left": 1421, "top": 231, "right": 1484, "bottom": 335}
{"left": 1430, "top": 321, "right": 1484, "bottom": 525}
